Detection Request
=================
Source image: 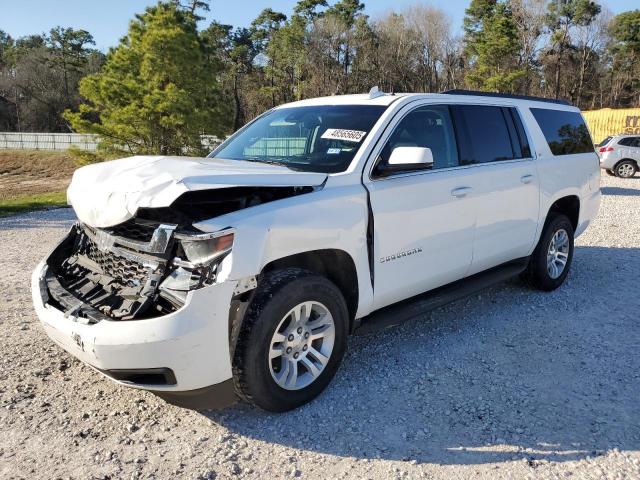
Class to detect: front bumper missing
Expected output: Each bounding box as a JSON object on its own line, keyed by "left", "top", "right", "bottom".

{"left": 32, "top": 261, "right": 238, "bottom": 399}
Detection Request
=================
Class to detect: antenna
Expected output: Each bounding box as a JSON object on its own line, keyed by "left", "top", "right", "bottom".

{"left": 368, "top": 86, "right": 385, "bottom": 99}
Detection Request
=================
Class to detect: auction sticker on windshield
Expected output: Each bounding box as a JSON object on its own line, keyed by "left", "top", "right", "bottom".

{"left": 321, "top": 129, "right": 367, "bottom": 143}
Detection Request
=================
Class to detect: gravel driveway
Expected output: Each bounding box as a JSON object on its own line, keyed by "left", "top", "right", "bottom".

{"left": 1, "top": 175, "right": 639, "bottom": 479}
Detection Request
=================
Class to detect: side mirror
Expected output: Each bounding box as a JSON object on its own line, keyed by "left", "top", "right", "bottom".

{"left": 387, "top": 146, "right": 434, "bottom": 168}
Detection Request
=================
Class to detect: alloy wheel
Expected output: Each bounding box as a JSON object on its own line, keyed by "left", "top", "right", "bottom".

{"left": 547, "top": 228, "right": 570, "bottom": 279}
{"left": 617, "top": 163, "right": 636, "bottom": 178}
{"left": 268, "top": 301, "right": 335, "bottom": 390}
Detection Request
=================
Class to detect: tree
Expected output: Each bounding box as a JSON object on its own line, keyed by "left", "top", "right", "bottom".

{"left": 0, "top": 28, "right": 101, "bottom": 132}
{"left": 251, "top": 8, "right": 287, "bottom": 51}
{"left": 607, "top": 9, "right": 640, "bottom": 106}
{"left": 293, "top": 0, "right": 328, "bottom": 21}
{"left": 65, "top": 2, "right": 229, "bottom": 155}
{"left": 545, "top": 0, "right": 601, "bottom": 99}
{"left": 48, "top": 27, "right": 95, "bottom": 105}
{"left": 406, "top": 4, "right": 458, "bottom": 92}
{"left": 0, "top": 30, "right": 13, "bottom": 69}
{"left": 610, "top": 9, "right": 640, "bottom": 52}
{"left": 312, "top": 0, "right": 366, "bottom": 93}
{"left": 464, "top": 0, "right": 525, "bottom": 92}
{"left": 510, "top": 0, "right": 546, "bottom": 94}
{"left": 171, "top": 0, "right": 210, "bottom": 20}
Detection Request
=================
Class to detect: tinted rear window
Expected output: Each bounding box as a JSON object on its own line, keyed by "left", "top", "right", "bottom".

{"left": 597, "top": 136, "right": 612, "bottom": 147}
{"left": 530, "top": 108, "right": 593, "bottom": 155}
{"left": 451, "top": 105, "right": 518, "bottom": 164}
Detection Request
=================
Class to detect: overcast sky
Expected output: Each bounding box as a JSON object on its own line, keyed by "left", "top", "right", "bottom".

{"left": 1, "top": 0, "right": 634, "bottom": 51}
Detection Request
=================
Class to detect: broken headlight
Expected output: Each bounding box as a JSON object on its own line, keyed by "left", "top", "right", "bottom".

{"left": 180, "top": 231, "right": 234, "bottom": 265}
{"left": 158, "top": 230, "right": 234, "bottom": 308}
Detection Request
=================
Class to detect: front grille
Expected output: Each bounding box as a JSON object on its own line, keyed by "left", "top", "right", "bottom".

{"left": 46, "top": 224, "right": 174, "bottom": 320}
{"left": 107, "top": 219, "right": 157, "bottom": 242}
{"left": 82, "top": 236, "right": 149, "bottom": 284}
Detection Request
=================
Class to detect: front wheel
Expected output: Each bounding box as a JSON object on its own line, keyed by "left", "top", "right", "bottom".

{"left": 615, "top": 160, "right": 638, "bottom": 178}
{"left": 232, "top": 268, "right": 348, "bottom": 412}
{"left": 521, "top": 214, "right": 574, "bottom": 291}
{"left": 605, "top": 169, "right": 615, "bottom": 177}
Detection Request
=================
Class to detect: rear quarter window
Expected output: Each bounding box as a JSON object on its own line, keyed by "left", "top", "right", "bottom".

{"left": 530, "top": 108, "right": 594, "bottom": 156}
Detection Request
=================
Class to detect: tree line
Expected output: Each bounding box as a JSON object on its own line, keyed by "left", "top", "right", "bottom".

{"left": 0, "top": 0, "right": 638, "bottom": 156}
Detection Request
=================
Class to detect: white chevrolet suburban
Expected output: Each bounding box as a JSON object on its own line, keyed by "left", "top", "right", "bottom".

{"left": 32, "top": 89, "right": 601, "bottom": 412}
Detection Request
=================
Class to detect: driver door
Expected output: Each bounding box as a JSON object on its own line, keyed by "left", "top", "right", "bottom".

{"left": 363, "top": 104, "right": 477, "bottom": 310}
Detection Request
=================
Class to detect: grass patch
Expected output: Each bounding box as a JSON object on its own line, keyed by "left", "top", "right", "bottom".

{"left": 0, "top": 191, "right": 68, "bottom": 217}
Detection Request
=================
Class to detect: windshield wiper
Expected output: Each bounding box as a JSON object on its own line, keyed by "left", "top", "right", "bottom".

{"left": 240, "top": 157, "right": 302, "bottom": 170}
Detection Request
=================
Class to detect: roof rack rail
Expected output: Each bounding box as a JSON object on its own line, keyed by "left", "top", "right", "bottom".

{"left": 441, "top": 89, "right": 572, "bottom": 106}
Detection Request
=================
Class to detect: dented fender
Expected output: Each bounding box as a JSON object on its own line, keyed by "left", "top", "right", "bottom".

{"left": 194, "top": 177, "right": 375, "bottom": 318}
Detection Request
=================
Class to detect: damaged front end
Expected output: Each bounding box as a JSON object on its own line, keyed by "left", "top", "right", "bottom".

{"left": 45, "top": 220, "right": 234, "bottom": 323}
{"left": 44, "top": 185, "right": 315, "bottom": 323}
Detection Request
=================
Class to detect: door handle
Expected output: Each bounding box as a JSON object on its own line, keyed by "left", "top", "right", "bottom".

{"left": 521, "top": 174, "right": 534, "bottom": 184}
{"left": 451, "top": 186, "right": 473, "bottom": 198}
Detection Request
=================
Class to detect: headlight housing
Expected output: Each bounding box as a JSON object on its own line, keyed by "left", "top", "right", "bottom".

{"left": 180, "top": 231, "right": 234, "bottom": 265}
{"left": 157, "top": 230, "right": 235, "bottom": 308}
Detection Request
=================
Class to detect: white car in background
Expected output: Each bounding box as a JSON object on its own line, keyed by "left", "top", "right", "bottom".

{"left": 598, "top": 134, "right": 640, "bottom": 178}
{"left": 32, "top": 89, "right": 601, "bottom": 412}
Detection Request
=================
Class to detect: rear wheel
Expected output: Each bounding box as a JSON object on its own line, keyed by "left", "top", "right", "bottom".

{"left": 614, "top": 160, "right": 637, "bottom": 178}
{"left": 605, "top": 169, "right": 615, "bottom": 177}
{"left": 232, "top": 268, "right": 348, "bottom": 412}
{"left": 522, "top": 214, "right": 574, "bottom": 291}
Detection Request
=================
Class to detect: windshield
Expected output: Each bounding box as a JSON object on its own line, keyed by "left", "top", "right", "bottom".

{"left": 209, "top": 105, "right": 387, "bottom": 173}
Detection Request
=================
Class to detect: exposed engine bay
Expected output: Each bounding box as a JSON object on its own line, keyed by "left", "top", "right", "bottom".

{"left": 44, "top": 186, "right": 314, "bottom": 323}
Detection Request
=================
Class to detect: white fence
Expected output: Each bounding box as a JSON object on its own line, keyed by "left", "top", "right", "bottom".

{"left": 0, "top": 132, "right": 222, "bottom": 152}
{"left": 0, "top": 132, "right": 99, "bottom": 151}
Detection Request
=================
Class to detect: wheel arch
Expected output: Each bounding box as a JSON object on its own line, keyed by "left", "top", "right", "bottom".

{"left": 262, "top": 249, "right": 359, "bottom": 330}
{"left": 547, "top": 195, "right": 580, "bottom": 231}
{"left": 615, "top": 158, "right": 639, "bottom": 169}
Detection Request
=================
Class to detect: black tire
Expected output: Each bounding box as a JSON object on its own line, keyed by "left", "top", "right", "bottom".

{"left": 605, "top": 169, "right": 616, "bottom": 177}
{"left": 521, "top": 213, "right": 574, "bottom": 291}
{"left": 614, "top": 160, "right": 638, "bottom": 178}
{"left": 232, "top": 268, "right": 348, "bottom": 412}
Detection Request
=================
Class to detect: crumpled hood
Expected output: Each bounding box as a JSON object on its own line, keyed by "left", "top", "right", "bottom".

{"left": 67, "top": 155, "right": 327, "bottom": 228}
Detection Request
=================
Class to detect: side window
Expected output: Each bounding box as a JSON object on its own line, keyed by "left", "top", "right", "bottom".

{"left": 530, "top": 108, "right": 594, "bottom": 156}
{"left": 373, "top": 105, "right": 459, "bottom": 176}
{"left": 451, "top": 105, "right": 519, "bottom": 164}
{"left": 618, "top": 137, "right": 640, "bottom": 147}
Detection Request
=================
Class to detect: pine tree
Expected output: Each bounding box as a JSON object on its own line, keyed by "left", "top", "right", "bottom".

{"left": 463, "top": 0, "right": 525, "bottom": 92}
{"left": 64, "top": 2, "right": 229, "bottom": 156}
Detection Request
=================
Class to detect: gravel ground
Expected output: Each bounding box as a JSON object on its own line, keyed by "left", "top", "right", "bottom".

{"left": 1, "top": 174, "right": 639, "bottom": 480}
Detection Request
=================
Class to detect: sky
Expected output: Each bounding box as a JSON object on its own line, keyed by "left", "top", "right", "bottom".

{"left": 0, "top": 0, "right": 635, "bottom": 51}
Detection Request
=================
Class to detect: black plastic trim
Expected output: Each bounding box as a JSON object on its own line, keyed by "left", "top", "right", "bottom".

{"left": 101, "top": 367, "right": 177, "bottom": 386}
{"left": 356, "top": 257, "right": 529, "bottom": 335}
{"left": 153, "top": 379, "right": 236, "bottom": 410}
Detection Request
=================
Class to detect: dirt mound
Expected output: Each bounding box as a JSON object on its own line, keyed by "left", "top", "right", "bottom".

{"left": 0, "top": 150, "right": 77, "bottom": 199}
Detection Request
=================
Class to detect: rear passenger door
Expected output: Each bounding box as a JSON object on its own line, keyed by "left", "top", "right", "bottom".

{"left": 450, "top": 104, "right": 540, "bottom": 275}
{"left": 629, "top": 137, "right": 640, "bottom": 158}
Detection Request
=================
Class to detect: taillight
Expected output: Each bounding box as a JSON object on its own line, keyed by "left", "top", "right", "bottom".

{"left": 599, "top": 146, "right": 613, "bottom": 153}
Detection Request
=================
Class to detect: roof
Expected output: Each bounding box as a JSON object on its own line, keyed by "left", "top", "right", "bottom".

{"left": 275, "top": 93, "right": 407, "bottom": 108}
{"left": 276, "top": 91, "right": 579, "bottom": 111}
{"left": 442, "top": 89, "right": 572, "bottom": 106}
